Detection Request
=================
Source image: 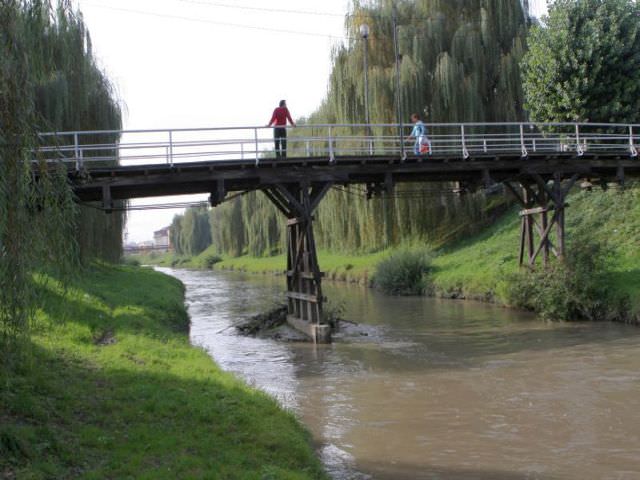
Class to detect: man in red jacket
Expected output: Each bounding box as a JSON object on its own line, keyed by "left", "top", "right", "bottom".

{"left": 267, "top": 99, "right": 296, "bottom": 159}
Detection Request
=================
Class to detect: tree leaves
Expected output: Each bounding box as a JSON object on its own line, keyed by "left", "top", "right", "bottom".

{"left": 522, "top": 0, "right": 640, "bottom": 123}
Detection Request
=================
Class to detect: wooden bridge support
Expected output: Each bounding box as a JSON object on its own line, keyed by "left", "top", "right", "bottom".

{"left": 506, "top": 173, "right": 578, "bottom": 267}
{"left": 262, "top": 182, "right": 333, "bottom": 343}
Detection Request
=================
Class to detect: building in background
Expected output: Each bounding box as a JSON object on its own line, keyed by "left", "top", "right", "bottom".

{"left": 153, "top": 226, "right": 171, "bottom": 252}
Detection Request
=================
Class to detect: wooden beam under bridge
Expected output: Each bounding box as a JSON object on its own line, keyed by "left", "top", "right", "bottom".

{"left": 262, "top": 181, "right": 333, "bottom": 343}
{"left": 505, "top": 172, "right": 579, "bottom": 267}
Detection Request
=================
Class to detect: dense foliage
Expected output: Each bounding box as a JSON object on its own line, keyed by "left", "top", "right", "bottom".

{"left": 0, "top": 0, "right": 123, "bottom": 351}
{"left": 505, "top": 230, "right": 624, "bottom": 321}
{"left": 426, "top": 185, "right": 640, "bottom": 321}
{"left": 187, "top": 0, "right": 531, "bottom": 258}
{"left": 521, "top": 0, "right": 640, "bottom": 123}
{"left": 171, "top": 207, "right": 212, "bottom": 256}
{"left": 373, "top": 249, "right": 431, "bottom": 295}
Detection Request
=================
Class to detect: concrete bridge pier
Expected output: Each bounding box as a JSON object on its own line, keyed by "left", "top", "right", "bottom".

{"left": 262, "top": 182, "right": 333, "bottom": 343}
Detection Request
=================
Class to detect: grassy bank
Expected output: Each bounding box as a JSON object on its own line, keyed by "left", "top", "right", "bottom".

{"left": 137, "top": 248, "right": 389, "bottom": 285}
{"left": 430, "top": 187, "right": 640, "bottom": 313}
{"left": 0, "top": 264, "right": 327, "bottom": 479}
{"left": 135, "top": 187, "right": 640, "bottom": 322}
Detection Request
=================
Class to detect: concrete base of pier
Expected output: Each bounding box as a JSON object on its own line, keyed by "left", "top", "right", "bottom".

{"left": 286, "top": 315, "right": 332, "bottom": 343}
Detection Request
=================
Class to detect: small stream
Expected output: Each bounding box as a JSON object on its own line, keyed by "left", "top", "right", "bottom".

{"left": 159, "top": 267, "right": 640, "bottom": 480}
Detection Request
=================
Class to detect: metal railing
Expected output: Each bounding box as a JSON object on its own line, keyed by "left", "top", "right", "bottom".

{"left": 34, "top": 122, "right": 640, "bottom": 169}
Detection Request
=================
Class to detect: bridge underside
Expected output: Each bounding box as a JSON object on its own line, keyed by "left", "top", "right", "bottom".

{"left": 70, "top": 152, "right": 637, "bottom": 204}
{"left": 68, "top": 152, "right": 638, "bottom": 342}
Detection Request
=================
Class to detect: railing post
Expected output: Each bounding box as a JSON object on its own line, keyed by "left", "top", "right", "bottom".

{"left": 254, "top": 127, "right": 260, "bottom": 166}
{"left": 629, "top": 125, "right": 638, "bottom": 157}
{"left": 328, "top": 126, "right": 335, "bottom": 163}
{"left": 306, "top": 140, "right": 310, "bottom": 157}
{"left": 168, "top": 130, "right": 174, "bottom": 166}
{"left": 460, "top": 124, "right": 469, "bottom": 159}
{"left": 74, "top": 133, "right": 82, "bottom": 170}
{"left": 575, "top": 123, "right": 583, "bottom": 156}
{"left": 520, "top": 123, "right": 528, "bottom": 158}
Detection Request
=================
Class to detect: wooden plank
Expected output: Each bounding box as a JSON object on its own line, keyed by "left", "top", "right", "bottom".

{"left": 286, "top": 291, "right": 320, "bottom": 303}
{"left": 519, "top": 206, "right": 553, "bottom": 216}
{"left": 309, "top": 182, "right": 333, "bottom": 212}
{"left": 65, "top": 152, "right": 639, "bottom": 203}
{"left": 287, "top": 216, "right": 314, "bottom": 226}
{"left": 286, "top": 270, "right": 324, "bottom": 279}
{"left": 504, "top": 182, "right": 527, "bottom": 207}
{"left": 274, "top": 183, "right": 304, "bottom": 216}
{"left": 102, "top": 185, "right": 112, "bottom": 213}
{"left": 262, "top": 188, "right": 290, "bottom": 217}
{"left": 519, "top": 217, "right": 526, "bottom": 266}
{"left": 529, "top": 208, "right": 561, "bottom": 265}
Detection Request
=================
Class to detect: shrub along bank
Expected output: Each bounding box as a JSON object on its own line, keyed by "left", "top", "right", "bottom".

{"left": 429, "top": 187, "right": 640, "bottom": 323}
{"left": 136, "top": 187, "right": 640, "bottom": 323}
{"left": 0, "top": 263, "right": 327, "bottom": 479}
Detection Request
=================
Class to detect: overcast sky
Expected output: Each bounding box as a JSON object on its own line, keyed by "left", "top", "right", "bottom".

{"left": 75, "top": 0, "right": 547, "bottom": 243}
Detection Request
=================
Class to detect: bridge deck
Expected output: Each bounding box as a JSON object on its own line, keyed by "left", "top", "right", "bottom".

{"left": 70, "top": 152, "right": 639, "bottom": 201}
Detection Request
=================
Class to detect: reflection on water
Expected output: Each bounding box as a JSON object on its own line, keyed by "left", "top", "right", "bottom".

{"left": 159, "top": 267, "right": 640, "bottom": 480}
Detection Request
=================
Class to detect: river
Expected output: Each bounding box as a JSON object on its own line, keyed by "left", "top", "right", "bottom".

{"left": 158, "top": 267, "right": 640, "bottom": 480}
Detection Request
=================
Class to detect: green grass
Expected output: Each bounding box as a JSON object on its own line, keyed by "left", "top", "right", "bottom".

{"left": 135, "top": 246, "right": 389, "bottom": 285}
{"left": 429, "top": 207, "right": 522, "bottom": 300}
{"left": 430, "top": 188, "right": 640, "bottom": 315}
{"left": 213, "top": 249, "right": 389, "bottom": 284}
{"left": 0, "top": 263, "right": 327, "bottom": 479}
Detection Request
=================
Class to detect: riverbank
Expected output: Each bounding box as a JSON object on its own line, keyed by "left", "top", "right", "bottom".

{"left": 137, "top": 187, "right": 640, "bottom": 323}
{"left": 0, "top": 263, "right": 327, "bottom": 479}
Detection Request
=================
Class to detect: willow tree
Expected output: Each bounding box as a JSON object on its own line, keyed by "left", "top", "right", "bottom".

{"left": 26, "top": 0, "right": 125, "bottom": 262}
{"left": 206, "top": 0, "right": 530, "bottom": 256}
{"left": 308, "top": 0, "right": 529, "bottom": 252}
{"left": 1, "top": 0, "right": 123, "bottom": 352}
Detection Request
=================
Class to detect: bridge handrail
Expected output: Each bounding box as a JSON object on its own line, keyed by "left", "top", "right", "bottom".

{"left": 34, "top": 122, "right": 640, "bottom": 169}
{"left": 36, "top": 121, "right": 640, "bottom": 137}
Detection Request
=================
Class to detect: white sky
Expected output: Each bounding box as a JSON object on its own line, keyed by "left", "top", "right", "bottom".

{"left": 76, "top": 0, "right": 547, "bottom": 243}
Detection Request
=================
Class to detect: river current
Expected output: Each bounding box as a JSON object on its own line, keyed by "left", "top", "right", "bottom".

{"left": 158, "top": 267, "right": 640, "bottom": 480}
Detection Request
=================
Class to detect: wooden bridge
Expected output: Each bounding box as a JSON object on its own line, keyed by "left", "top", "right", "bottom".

{"left": 38, "top": 122, "right": 640, "bottom": 342}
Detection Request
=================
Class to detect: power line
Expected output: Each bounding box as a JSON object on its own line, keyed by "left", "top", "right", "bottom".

{"left": 79, "top": 200, "right": 210, "bottom": 212}
{"left": 82, "top": 2, "right": 351, "bottom": 40}
{"left": 175, "top": 0, "right": 345, "bottom": 18}
{"left": 78, "top": 190, "right": 249, "bottom": 212}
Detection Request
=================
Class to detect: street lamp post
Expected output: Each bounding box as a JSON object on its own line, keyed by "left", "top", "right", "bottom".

{"left": 359, "top": 23, "right": 370, "bottom": 129}
{"left": 360, "top": 23, "right": 371, "bottom": 150}
{"left": 392, "top": 3, "right": 404, "bottom": 158}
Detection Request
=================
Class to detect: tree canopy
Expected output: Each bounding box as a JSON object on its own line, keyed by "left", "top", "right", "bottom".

{"left": 521, "top": 0, "right": 640, "bottom": 123}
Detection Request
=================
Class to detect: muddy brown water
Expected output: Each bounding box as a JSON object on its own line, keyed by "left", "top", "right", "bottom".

{"left": 158, "top": 267, "right": 640, "bottom": 480}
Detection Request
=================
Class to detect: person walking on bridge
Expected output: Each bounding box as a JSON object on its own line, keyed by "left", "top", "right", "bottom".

{"left": 408, "top": 113, "right": 430, "bottom": 156}
{"left": 267, "top": 99, "right": 296, "bottom": 159}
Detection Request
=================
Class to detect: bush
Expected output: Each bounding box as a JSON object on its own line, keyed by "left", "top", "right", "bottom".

{"left": 203, "top": 254, "right": 222, "bottom": 269}
{"left": 504, "top": 234, "right": 623, "bottom": 321}
{"left": 373, "top": 249, "right": 431, "bottom": 295}
{"left": 120, "top": 257, "right": 140, "bottom": 267}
